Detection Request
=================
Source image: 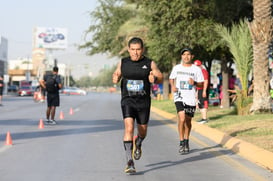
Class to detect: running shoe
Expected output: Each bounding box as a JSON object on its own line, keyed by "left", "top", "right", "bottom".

{"left": 124, "top": 159, "right": 136, "bottom": 174}
{"left": 179, "top": 141, "right": 185, "bottom": 154}
{"left": 197, "top": 119, "right": 208, "bottom": 124}
{"left": 133, "top": 136, "right": 142, "bottom": 160}
{"left": 49, "top": 120, "right": 57, "bottom": 125}
{"left": 184, "top": 140, "right": 190, "bottom": 153}
{"left": 45, "top": 119, "right": 51, "bottom": 124}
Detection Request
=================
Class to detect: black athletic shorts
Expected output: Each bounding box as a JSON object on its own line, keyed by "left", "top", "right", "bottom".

{"left": 47, "top": 93, "right": 60, "bottom": 107}
{"left": 121, "top": 96, "right": 151, "bottom": 125}
{"left": 175, "top": 101, "right": 196, "bottom": 117}
{"left": 197, "top": 89, "right": 208, "bottom": 109}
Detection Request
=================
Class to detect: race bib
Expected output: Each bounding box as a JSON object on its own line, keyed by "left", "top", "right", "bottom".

{"left": 179, "top": 81, "right": 193, "bottom": 90}
{"left": 126, "top": 80, "right": 145, "bottom": 96}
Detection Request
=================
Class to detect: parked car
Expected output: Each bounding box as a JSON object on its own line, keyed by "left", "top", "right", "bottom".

{"left": 61, "top": 87, "right": 87, "bottom": 96}
{"left": 8, "top": 85, "right": 19, "bottom": 92}
{"left": 18, "top": 86, "right": 33, "bottom": 96}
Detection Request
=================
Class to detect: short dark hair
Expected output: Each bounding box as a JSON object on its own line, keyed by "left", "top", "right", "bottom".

{"left": 128, "top": 37, "right": 144, "bottom": 48}
{"left": 53, "top": 66, "right": 59, "bottom": 72}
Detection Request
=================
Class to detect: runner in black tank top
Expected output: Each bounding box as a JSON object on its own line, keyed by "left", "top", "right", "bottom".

{"left": 121, "top": 56, "right": 151, "bottom": 98}
{"left": 112, "top": 37, "right": 163, "bottom": 174}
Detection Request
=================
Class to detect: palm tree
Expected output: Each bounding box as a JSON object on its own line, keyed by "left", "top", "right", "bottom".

{"left": 248, "top": 0, "right": 273, "bottom": 113}
{"left": 215, "top": 19, "right": 253, "bottom": 115}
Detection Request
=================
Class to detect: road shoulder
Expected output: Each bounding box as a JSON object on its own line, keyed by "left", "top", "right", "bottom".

{"left": 151, "top": 106, "right": 273, "bottom": 172}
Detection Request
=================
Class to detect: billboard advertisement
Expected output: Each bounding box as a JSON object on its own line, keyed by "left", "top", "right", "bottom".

{"left": 33, "top": 27, "right": 68, "bottom": 49}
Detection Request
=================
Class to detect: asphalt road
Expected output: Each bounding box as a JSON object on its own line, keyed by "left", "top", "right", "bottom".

{"left": 0, "top": 92, "right": 272, "bottom": 181}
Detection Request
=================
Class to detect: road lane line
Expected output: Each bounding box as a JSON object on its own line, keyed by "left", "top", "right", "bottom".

{"left": 0, "top": 145, "right": 12, "bottom": 153}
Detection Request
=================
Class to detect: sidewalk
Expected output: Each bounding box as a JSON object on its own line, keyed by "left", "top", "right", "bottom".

{"left": 151, "top": 106, "right": 273, "bottom": 172}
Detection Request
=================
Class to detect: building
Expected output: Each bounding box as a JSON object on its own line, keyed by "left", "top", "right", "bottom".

{"left": 8, "top": 56, "right": 66, "bottom": 87}
{"left": 0, "top": 36, "right": 8, "bottom": 76}
{"left": 8, "top": 57, "right": 35, "bottom": 86}
{"left": 0, "top": 36, "right": 8, "bottom": 94}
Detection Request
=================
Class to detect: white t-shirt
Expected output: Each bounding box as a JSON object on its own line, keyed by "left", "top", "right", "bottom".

{"left": 169, "top": 64, "right": 204, "bottom": 106}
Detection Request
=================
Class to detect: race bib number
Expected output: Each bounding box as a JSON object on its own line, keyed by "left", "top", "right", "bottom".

{"left": 126, "top": 80, "right": 145, "bottom": 96}
{"left": 179, "top": 81, "right": 193, "bottom": 90}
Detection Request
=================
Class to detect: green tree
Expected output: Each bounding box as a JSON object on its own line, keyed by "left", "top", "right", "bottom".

{"left": 93, "top": 66, "right": 116, "bottom": 86}
{"left": 135, "top": 0, "right": 220, "bottom": 99}
{"left": 79, "top": 0, "right": 133, "bottom": 56}
{"left": 76, "top": 76, "right": 93, "bottom": 87}
{"left": 135, "top": 0, "right": 252, "bottom": 102}
{"left": 211, "top": 0, "right": 253, "bottom": 108}
{"left": 213, "top": 0, "right": 253, "bottom": 26}
{"left": 115, "top": 3, "right": 149, "bottom": 55}
{"left": 76, "top": 66, "right": 116, "bottom": 87}
{"left": 215, "top": 19, "right": 253, "bottom": 115}
{"left": 80, "top": 0, "right": 254, "bottom": 103}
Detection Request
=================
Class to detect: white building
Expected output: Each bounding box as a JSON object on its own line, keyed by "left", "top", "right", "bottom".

{"left": 8, "top": 57, "right": 66, "bottom": 87}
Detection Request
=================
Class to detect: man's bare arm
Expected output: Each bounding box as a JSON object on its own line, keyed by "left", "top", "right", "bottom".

{"left": 149, "top": 61, "right": 163, "bottom": 84}
{"left": 112, "top": 61, "right": 122, "bottom": 84}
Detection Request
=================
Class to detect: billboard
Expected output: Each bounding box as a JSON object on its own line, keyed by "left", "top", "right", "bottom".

{"left": 33, "top": 27, "right": 68, "bottom": 49}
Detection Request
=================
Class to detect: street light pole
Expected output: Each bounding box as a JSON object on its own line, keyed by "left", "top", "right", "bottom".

{"left": 26, "top": 56, "right": 31, "bottom": 82}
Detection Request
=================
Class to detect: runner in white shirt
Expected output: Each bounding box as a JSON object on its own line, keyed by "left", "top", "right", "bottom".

{"left": 169, "top": 48, "right": 204, "bottom": 154}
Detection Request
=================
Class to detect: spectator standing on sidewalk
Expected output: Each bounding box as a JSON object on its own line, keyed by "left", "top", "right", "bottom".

{"left": 194, "top": 60, "right": 209, "bottom": 124}
{"left": 0, "top": 75, "right": 3, "bottom": 106}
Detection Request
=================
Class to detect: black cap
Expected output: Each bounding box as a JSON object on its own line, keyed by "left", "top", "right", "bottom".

{"left": 180, "top": 48, "right": 192, "bottom": 55}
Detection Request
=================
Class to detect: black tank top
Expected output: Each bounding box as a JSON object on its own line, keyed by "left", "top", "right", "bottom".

{"left": 121, "top": 56, "right": 152, "bottom": 98}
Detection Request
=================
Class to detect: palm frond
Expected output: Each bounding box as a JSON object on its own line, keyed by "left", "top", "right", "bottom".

{"left": 215, "top": 19, "right": 253, "bottom": 92}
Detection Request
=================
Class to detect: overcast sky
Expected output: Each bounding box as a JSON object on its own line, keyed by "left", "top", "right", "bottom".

{"left": 0, "top": 0, "right": 119, "bottom": 78}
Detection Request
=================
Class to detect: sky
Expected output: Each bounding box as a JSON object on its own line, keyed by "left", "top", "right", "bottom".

{"left": 0, "top": 0, "right": 119, "bottom": 79}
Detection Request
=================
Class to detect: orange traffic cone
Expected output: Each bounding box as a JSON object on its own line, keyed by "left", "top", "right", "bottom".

{"left": 38, "top": 119, "right": 44, "bottom": 129}
{"left": 60, "top": 111, "right": 64, "bottom": 120}
{"left": 69, "top": 107, "right": 74, "bottom": 115}
{"left": 5, "top": 131, "right": 13, "bottom": 146}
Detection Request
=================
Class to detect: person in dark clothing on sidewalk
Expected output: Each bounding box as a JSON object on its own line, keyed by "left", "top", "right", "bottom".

{"left": 194, "top": 60, "right": 209, "bottom": 124}
{"left": 0, "top": 75, "right": 4, "bottom": 106}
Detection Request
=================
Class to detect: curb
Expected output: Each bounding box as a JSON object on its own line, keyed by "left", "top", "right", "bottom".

{"left": 151, "top": 106, "right": 273, "bottom": 171}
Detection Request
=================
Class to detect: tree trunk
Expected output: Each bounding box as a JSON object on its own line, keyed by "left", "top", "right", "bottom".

{"left": 250, "top": 43, "right": 271, "bottom": 112}
{"left": 249, "top": 0, "right": 272, "bottom": 113}
{"left": 221, "top": 58, "right": 230, "bottom": 108}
